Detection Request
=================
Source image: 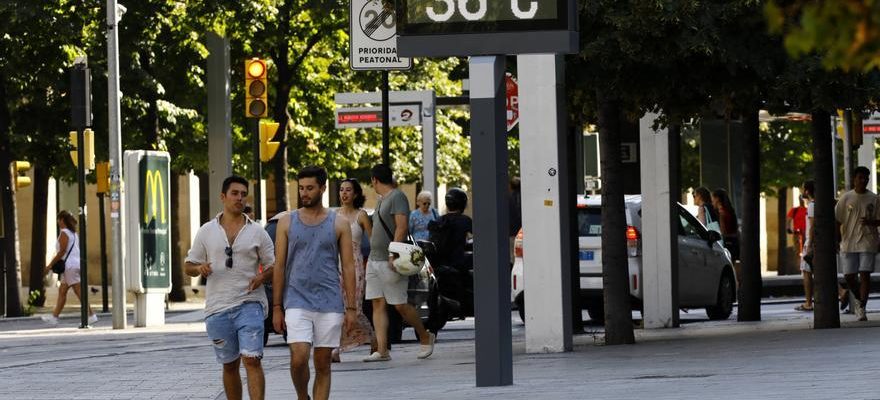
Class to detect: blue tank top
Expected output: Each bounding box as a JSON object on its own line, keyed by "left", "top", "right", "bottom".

{"left": 283, "top": 210, "right": 343, "bottom": 313}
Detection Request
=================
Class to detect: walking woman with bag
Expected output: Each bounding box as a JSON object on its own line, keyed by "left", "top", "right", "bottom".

{"left": 41, "top": 210, "right": 97, "bottom": 325}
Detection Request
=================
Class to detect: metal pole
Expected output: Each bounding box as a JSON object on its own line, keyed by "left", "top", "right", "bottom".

{"left": 76, "top": 127, "right": 89, "bottom": 328}
{"left": 843, "top": 110, "right": 853, "bottom": 190}
{"left": 468, "top": 56, "right": 512, "bottom": 387}
{"left": 382, "top": 71, "right": 390, "bottom": 166}
{"left": 98, "top": 192, "right": 109, "bottom": 312}
{"left": 107, "top": 0, "right": 127, "bottom": 329}
{"left": 252, "top": 119, "right": 262, "bottom": 222}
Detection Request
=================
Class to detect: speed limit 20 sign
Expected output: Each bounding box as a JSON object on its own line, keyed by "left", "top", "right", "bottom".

{"left": 350, "top": 0, "right": 411, "bottom": 70}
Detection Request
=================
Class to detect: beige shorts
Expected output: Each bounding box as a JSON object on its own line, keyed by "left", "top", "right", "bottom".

{"left": 62, "top": 268, "right": 81, "bottom": 286}
{"left": 364, "top": 260, "right": 408, "bottom": 305}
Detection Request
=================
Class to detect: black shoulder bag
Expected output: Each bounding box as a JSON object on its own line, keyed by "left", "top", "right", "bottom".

{"left": 51, "top": 235, "right": 76, "bottom": 274}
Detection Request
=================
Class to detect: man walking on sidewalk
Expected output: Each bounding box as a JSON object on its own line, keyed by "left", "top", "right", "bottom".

{"left": 185, "top": 175, "right": 276, "bottom": 400}
{"left": 835, "top": 166, "right": 880, "bottom": 321}
{"left": 272, "top": 166, "right": 358, "bottom": 400}
{"left": 364, "top": 164, "right": 435, "bottom": 362}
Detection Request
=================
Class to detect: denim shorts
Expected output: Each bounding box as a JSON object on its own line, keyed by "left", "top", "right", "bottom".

{"left": 205, "top": 302, "right": 265, "bottom": 364}
{"left": 842, "top": 252, "right": 876, "bottom": 275}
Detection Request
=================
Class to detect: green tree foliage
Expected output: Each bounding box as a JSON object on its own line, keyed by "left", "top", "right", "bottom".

{"left": 766, "top": 1, "right": 880, "bottom": 72}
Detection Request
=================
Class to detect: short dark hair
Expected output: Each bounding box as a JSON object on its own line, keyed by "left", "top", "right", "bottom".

{"left": 854, "top": 166, "right": 870, "bottom": 179}
{"left": 340, "top": 178, "right": 366, "bottom": 209}
{"left": 802, "top": 180, "right": 815, "bottom": 196}
{"left": 371, "top": 164, "right": 394, "bottom": 184}
{"left": 222, "top": 175, "right": 249, "bottom": 194}
{"left": 297, "top": 166, "right": 327, "bottom": 186}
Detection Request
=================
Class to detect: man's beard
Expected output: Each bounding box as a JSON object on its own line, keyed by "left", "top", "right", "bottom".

{"left": 302, "top": 196, "right": 321, "bottom": 208}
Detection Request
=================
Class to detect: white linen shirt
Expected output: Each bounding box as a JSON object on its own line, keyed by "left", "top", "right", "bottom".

{"left": 185, "top": 214, "right": 275, "bottom": 318}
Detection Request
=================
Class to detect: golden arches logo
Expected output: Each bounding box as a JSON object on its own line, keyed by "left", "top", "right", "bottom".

{"left": 143, "top": 169, "right": 166, "bottom": 224}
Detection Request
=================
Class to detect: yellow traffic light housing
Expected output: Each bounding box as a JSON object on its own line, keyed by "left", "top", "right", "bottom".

{"left": 68, "top": 129, "right": 95, "bottom": 170}
{"left": 245, "top": 58, "right": 268, "bottom": 118}
{"left": 260, "top": 122, "right": 281, "bottom": 162}
{"left": 13, "top": 161, "right": 32, "bottom": 189}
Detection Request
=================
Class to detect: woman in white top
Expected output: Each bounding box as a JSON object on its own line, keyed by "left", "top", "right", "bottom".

{"left": 334, "top": 178, "right": 374, "bottom": 361}
{"left": 41, "top": 210, "right": 97, "bottom": 325}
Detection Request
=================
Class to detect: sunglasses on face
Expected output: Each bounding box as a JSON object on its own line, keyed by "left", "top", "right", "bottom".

{"left": 225, "top": 246, "right": 233, "bottom": 269}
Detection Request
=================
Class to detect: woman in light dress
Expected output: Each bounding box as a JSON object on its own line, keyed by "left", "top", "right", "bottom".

{"left": 42, "top": 210, "right": 97, "bottom": 325}
{"left": 334, "top": 178, "right": 374, "bottom": 361}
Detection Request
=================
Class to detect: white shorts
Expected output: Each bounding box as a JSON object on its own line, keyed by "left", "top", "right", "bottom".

{"left": 842, "top": 252, "right": 876, "bottom": 275}
{"left": 284, "top": 308, "right": 343, "bottom": 348}
{"left": 365, "top": 260, "right": 408, "bottom": 305}
{"left": 62, "top": 268, "right": 81, "bottom": 286}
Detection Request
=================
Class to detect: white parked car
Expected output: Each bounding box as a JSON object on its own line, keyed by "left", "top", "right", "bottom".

{"left": 511, "top": 195, "right": 736, "bottom": 323}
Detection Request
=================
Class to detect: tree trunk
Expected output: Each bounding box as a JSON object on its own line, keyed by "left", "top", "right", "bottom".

{"left": 597, "top": 92, "right": 634, "bottom": 345}
{"left": 776, "top": 186, "right": 788, "bottom": 276}
{"left": 28, "top": 165, "right": 49, "bottom": 306}
{"left": 168, "top": 173, "right": 186, "bottom": 302}
{"left": 270, "top": 4, "right": 294, "bottom": 214}
{"left": 738, "top": 106, "right": 762, "bottom": 321}
{"left": 0, "top": 79, "right": 23, "bottom": 317}
{"left": 811, "top": 110, "right": 840, "bottom": 329}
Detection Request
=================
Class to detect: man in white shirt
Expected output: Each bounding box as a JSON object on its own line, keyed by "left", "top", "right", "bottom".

{"left": 835, "top": 166, "right": 880, "bottom": 321}
{"left": 185, "top": 176, "right": 275, "bottom": 400}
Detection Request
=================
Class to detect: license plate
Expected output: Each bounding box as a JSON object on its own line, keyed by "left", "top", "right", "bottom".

{"left": 579, "top": 250, "right": 594, "bottom": 261}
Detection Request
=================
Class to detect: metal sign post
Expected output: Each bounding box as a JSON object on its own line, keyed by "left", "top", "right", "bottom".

{"left": 335, "top": 90, "right": 436, "bottom": 202}
{"left": 396, "top": 0, "right": 578, "bottom": 387}
{"left": 71, "top": 59, "right": 92, "bottom": 329}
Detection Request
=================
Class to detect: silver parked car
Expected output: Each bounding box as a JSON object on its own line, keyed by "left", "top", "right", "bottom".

{"left": 511, "top": 195, "right": 737, "bottom": 323}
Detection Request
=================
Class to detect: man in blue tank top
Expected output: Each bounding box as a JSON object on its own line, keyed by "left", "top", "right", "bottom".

{"left": 272, "top": 166, "right": 357, "bottom": 400}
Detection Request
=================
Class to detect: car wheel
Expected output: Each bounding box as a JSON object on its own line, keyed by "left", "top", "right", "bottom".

{"left": 706, "top": 273, "right": 735, "bottom": 320}
{"left": 515, "top": 293, "right": 525, "bottom": 323}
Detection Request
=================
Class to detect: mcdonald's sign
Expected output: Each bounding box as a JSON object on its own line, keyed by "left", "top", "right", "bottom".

{"left": 125, "top": 151, "right": 172, "bottom": 293}
{"left": 143, "top": 169, "right": 166, "bottom": 224}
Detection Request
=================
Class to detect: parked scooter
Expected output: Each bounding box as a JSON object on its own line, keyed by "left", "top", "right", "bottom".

{"left": 420, "top": 239, "right": 474, "bottom": 332}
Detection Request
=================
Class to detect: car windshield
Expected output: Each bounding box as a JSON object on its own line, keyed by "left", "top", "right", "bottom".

{"left": 577, "top": 207, "right": 602, "bottom": 237}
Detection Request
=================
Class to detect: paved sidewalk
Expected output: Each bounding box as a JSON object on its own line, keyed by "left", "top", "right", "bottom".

{"left": 2, "top": 304, "right": 880, "bottom": 400}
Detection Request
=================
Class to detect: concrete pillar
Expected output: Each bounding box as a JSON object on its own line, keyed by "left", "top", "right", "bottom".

{"left": 639, "top": 113, "right": 679, "bottom": 328}
{"left": 518, "top": 54, "right": 572, "bottom": 353}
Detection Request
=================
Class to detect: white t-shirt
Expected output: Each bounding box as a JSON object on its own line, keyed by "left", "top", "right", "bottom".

{"left": 56, "top": 229, "right": 80, "bottom": 269}
{"left": 835, "top": 190, "right": 880, "bottom": 253}
{"left": 185, "top": 214, "right": 275, "bottom": 318}
{"left": 802, "top": 201, "right": 814, "bottom": 254}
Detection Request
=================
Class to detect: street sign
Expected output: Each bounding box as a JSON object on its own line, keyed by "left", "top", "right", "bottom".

{"left": 350, "top": 0, "right": 411, "bottom": 70}
{"left": 336, "top": 104, "right": 422, "bottom": 129}
{"left": 864, "top": 122, "right": 880, "bottom": 135}
{"left": 506, "top": 73, "right": 518, "bottom": 131}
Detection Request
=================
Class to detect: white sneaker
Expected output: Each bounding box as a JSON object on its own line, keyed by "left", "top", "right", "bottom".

{"left": 417, "top": 332, "right": 436, "bottom": 359}
{"left": 363, "top": 351, "right": 391, "bottom": 362}
{"left": 41, "top": 315, "right": 59, "bottom": 326}
{"left": 88, "top": 314, "right": 98, "bottom": 324}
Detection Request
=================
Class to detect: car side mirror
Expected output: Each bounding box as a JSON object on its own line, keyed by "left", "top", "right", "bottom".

{"left": 707, "top": 230, "right": 722, "bottom": 244}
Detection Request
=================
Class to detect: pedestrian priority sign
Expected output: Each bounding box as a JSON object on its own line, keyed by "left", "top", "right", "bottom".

{"left": 350, "top": 0, "right": 411, "bottom": 71}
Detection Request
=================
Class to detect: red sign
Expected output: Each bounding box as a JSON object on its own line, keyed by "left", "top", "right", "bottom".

{"left": 338, "top": 111, "right": 382, "bottom": 125}
{"left": 864, "top": 123, "right": 880, "bottom": 135}
{"left": 506, "top": 73, "right": 519, "bottom": 132}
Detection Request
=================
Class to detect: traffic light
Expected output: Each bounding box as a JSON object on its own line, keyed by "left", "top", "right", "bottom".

{"left": 260, "top": 122, "right": 281, "bottom": 162}
{"left": 69, "top": 129, "right": 95, "bottom": 170}
{"left": 245, "top": 58, "right": 268, "bottom": 118}
{"left": 12, "top": 161, "right": 32, "bottom": 189}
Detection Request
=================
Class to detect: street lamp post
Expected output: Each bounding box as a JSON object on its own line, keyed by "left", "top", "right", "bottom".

{"left": 107, "top": 0, "right": 127, "bottom": 329}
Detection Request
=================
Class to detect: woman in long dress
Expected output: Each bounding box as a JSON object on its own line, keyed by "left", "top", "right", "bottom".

{"left": 334, "top": 178, "right": 374, "bottom": 360}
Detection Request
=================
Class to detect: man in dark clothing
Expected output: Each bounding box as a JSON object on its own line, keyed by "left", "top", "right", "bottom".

{"left": 429, "top": 188, "right": 473, "bottom": 269}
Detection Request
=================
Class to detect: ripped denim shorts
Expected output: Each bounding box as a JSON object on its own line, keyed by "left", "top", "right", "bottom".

{"left": 205, "top": 302, "right": 265, "bottom": 364}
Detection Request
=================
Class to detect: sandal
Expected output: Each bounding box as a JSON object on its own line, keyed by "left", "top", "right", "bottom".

{"left": 794, "top": 304, "right": 813, "bottom": 312}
